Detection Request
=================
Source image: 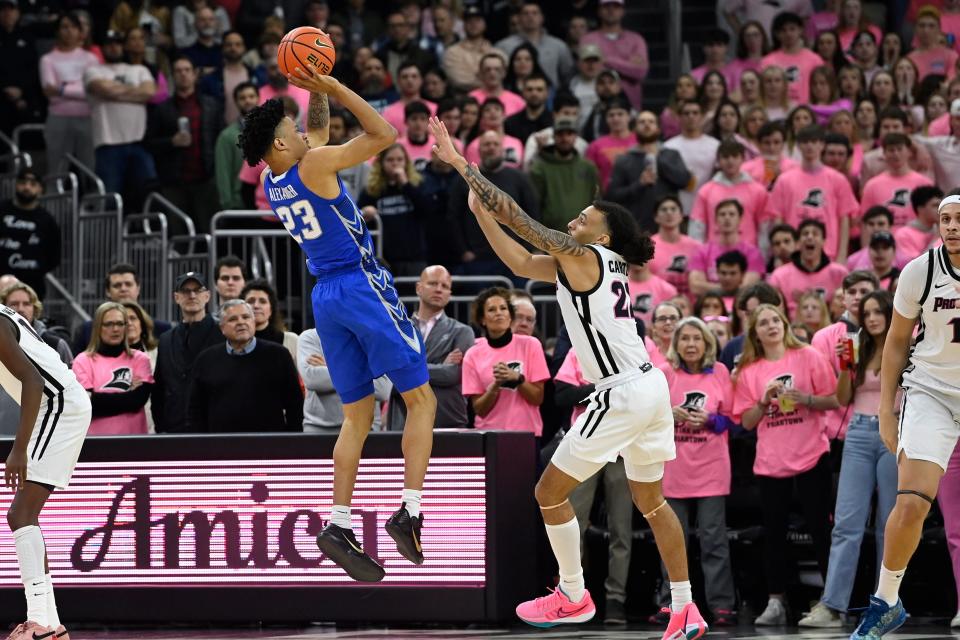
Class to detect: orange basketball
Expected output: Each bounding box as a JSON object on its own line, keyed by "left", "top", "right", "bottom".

{"left": 278, "top": 26, "right": 336, "bottom": 77}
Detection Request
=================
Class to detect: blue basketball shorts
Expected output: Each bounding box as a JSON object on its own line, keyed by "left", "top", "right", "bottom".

{"left": 311, "top": 264, "right": 428, "bottom": 404}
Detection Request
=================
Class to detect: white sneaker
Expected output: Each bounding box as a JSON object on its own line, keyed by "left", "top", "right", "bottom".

{"left": 950, "top": 610, "right": 960, "bottom": 628}
{"left": 754, "top": 597, "right": 787, "bottom": 626}
{"left": 798, "top": 601, "right": 841, "bottom": 627}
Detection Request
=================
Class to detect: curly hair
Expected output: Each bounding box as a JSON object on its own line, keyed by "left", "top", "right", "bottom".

{"left": 237, "top": 98, "right": 285, "bottom": 167}
{"left": 594, "top": 200, "right": 655, "bottom": 266}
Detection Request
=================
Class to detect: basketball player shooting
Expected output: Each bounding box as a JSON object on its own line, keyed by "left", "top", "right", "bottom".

{"left": 1, "top": 304, "right": 92, "bottom": 640}
{"left": 850, "top": 195, "right": 960, "bottom": 639}
{"left": 237, "top": 66, "right": 437, "bottom": 582}
{"left": 428, "top": 117, "right": 708, "bottom": 637}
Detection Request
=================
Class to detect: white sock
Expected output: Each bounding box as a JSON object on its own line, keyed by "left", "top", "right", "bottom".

{"left": 402, "top": 489, "right": 422, "bottom": 518}
{"left": 46, "top": 574, "right": 60, "bottom": 629}
{"left": 670, "top": 580, "right": 693, "bottom": 613}
{"left": 330, "top": 505, "right": 352, "bottom": 530}
{"left": 875, "top": 564, "right": 905, "bottom": 606}
{"left": 14, "top": 526, "right": 49, "bottom": 627}
{"left": 544, "top": 517, "right": 585, "bottom": 603}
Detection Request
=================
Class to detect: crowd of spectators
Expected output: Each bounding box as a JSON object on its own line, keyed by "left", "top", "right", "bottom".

{"left": 1, "top": 0, "right": 960, "bottom": 631}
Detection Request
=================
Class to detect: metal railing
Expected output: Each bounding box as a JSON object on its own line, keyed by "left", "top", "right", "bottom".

{"left": 61, "top": 152, "right": 105, "bottom": 195}
{"left": 40, "top": 172, "right": 80, "bottom": 298}
{"left": 123, "top": 213, "right": 169, "bottom": 321}
{"left": 393, "top": 275, "right": 515, "bottom": 327}
{"left": 11, "top": 123, "right": 44, "bottom": 153}
{"left": 142, "top": 191, "right": 197, "bottom": 237}
{"left": 666, "top": 0, "right": 683, "bottom": 79}
{"left": 77, "top": 193, "right": 123, "bottom": 313}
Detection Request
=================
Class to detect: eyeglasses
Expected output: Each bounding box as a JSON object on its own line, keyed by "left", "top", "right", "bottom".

{"left": 102, "top": 321, "right": 126, "bottom": 329}
{"left": 702, "top": 315, "right": 730, "bottom": 323}
{"left": 654, "top": 315, "right": 681, "bottom": 323}
{"left": 178, "top": 287, "right": 207, "bottom": 296}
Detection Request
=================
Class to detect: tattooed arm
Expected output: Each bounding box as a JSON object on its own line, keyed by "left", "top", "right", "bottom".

{"left": 467, "top": 191, "right": 558, "bottom": 282}
{"left": 305, "top": 89, "right": 330, "bottom": 148}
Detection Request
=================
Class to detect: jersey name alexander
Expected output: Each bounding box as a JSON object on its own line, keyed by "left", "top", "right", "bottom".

{"left": 268, "top": 184, "right": 300, "bottom": 201}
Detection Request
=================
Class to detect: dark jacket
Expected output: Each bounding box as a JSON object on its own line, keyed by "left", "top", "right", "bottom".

{"left": 606, "top": 146, "right": 691, "bottom": 233}
{"left": 386, "top": 312, "right": 475, "bottom": 430}
{"left": 151, "top": 315, "right": 225, "bottom": 433}
{"left": 145, "top": 91, "right": 223, "bottom": 184}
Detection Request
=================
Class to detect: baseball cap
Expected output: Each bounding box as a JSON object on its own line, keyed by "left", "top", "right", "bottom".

{"left": 463, "top": 5, "right": 483, "bottom": 18}
{"left": 950, "top": 98, "right": 960, "bottom": 116}
{"left": 869, "top": 231, "right": 895, "bottom": 249}
{"left": 598, "top": 68, "right": 620, "bottom": 82}
{"left": 103, "top": 29, "right": 125, "bottom": 44}
{"left": 578, "top": 44, "right": 603, "bottom": 61}
{"left": 554, "top": 116, "right": 578, "bottom": 133}
{"left": 15, "top": 168, "right": 40, "bottom": 182}
{"left": 175, "top": 271, "right": 207, "bottom": 290}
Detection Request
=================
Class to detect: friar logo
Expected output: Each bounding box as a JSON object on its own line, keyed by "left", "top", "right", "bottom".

{"left": 784, "top": 65, "right": 799, "bottom": 83}
{"left": 681, "top": 391, "right": 707, "bottom": 412}
{"left": 506, "top": 361, "right": 523, "bottom": 374}
{"left": 775, "top": 374, "right": 794, "bottom": 389}
{"left": 802, "top": 189, "right": 824, "bottom": 207}
{"left": 103, "top": 367, "right": 133, "bottom": 391}
{"left": 887, "top": 189, "right": 910, "bottom": 208}
{"left": 633, "top": 293, "right": 653, "bottom": 315}
{"left": 668, "top": 255, "right": 688, "bottom": 273}
{"left": 70, "top": 477, "right": 380, "bottom": 571}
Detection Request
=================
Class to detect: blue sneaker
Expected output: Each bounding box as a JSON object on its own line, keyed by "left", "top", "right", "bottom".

{"left": 849, "top": 596, "right": 907, "bottom": 639}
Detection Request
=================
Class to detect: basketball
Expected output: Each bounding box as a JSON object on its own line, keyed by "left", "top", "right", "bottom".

{"left": 278, "top": 26, "right": 336, "bottom": 77}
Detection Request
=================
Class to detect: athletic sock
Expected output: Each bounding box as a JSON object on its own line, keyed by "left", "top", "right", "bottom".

{"left": 875, "top": 564, "right": 905, "bottom": 606}
{"left": 544, "top": 517, "right": 585, "bottom": 603}
{"left": 330, "top": 505, "right": 352, "bottom": 530}
{"left": 401, "top": 489, "right": 422, "bottom": 519}
{"left": 14, "top": 526, "right": 49, "bottom": 627}
{"left": 670, "top": 580, "right": 693, "bottom": 613}
{"left": 46, "top": 574, "right": 60, "bottom": 629}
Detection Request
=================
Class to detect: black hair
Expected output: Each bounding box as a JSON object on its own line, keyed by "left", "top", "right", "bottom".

{"left": 757, "top": 120, "right": 786, "bottom": 140}
{"left": 404, "top": 100, "right": 431, "bottom": 119}
{"left": 862, "top": 205, "right": 893, "bottom": 225}
{"left": 717, "top": 139, "right": 744, "bottom": 158}
{"left": 595, "top": 200, "right": 655, "bottom": 265}
{"left": 170, "top": 54, "right": 196, "bottom": 70}
{"left": 221, "top": 29, "right": 244, "bottom": 43}
{"left": 704, "top": 27, "right": 730, "bottom": 45}
{"left": 881, "top": 132, "right": 912, "bottom": 148}
{"left": 58, "top": 12, "right": 83, "bottom": 31}
{"left": 654, "top": 194, "right": 683, "bottom": 213}
{"left": 694, "top": 291, "right": 728, "bottom": 318}
{"left": 798, "top": 218, "right": 827, "bottom": 238}
{"left": 481, "top": 97, "right": 505, "bottom": 112}
{"left": 425, "top": 66, "right": 447, "bottom": 81}
{"left": 505, "top": 42, "right": 548, "bottom": 92}
{"left": 104, "top": 263, "right": 139, "bottom": 290}
{"left": 716, "top": 249, "right": 747, "bottom": 272}
{"left": 796, "top": 124, "right": 825, "bottom": 143}
{"left": 736, "top": 20, "right": 770, "bottom": 59}
{"left": 768, "top": 222, "right": 798, "bottom": 242}
{"left": 397, "top": 59, "right": 423, "bottom": 77}
{"left": 911, "top": 184, "right": 944, "bottom": 211}
{"left": 240, "top": 278, "right": 286, "bottom": 332}
{"left": 237, "top": 98, "right": 285, "bottom": 167}
{"left": 232, "top": 81, "right": 259, "bottom": 103}
{"left": 437, "top": 97, "right": 459, "bottom": 115}
{"left": 772, "top": 11, "right": 804, "bottom": 35}
{"left": 736, "top": 282, "right": 782, "bottom": 312}
{"left": 715, "top": 198, "right": 743, "bottom": 218}
{"left": 853, "top": 290, "right": 893, "bottom": 390}
{"left": 552, "top": 90, "right": 580, "bottom": 112}
{"left": 215, "top": 255, "right": 248, "bottom": 281}
{"left": 877, "top": 105, "right": 908, "bottom": 126}
{"left": 824, "top": 132, "right": 851, "bottom": 151}
{"left": 523, "top": 70, "right": 550, "bottom": 88}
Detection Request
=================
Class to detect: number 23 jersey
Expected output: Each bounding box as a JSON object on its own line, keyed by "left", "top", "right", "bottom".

{"left": 556, "top": 244, "right": 652, "bottom": 384}
{"left": 896, "top": 246, "right": 960, "bottom": 397}
{"left": 265, "top": 163, "right": 377, "bottom": 277}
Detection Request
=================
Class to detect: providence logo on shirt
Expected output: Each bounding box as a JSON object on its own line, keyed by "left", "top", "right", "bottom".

{"left": 103, "top": 367, "right": 133, "bottom": 391}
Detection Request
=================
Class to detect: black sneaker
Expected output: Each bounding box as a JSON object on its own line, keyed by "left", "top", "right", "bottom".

{"left": 604, "top": 598, "right": 627, "bottom": 625}
{"left": 384, "top": 503, "right": 424, "bottom": 565}
{"left": 316, "top": 523, "right": 385, "bottom": 582}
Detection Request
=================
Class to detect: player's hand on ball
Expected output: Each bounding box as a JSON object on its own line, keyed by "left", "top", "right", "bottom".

{"left": 429, "top": 116, "right": 461, "bottom": 164}
{"left": 4, "top": 448, "right": 27, "bottom": 492}
{"left": 879, "top": 409, "right": 899, "bottom": 454}
{"left": 287, "top": 65, "right": 341, "bottom": 95}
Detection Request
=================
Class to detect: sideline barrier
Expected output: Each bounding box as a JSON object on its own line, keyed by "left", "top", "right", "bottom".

{"left": 0, "top": 431, "right": 537, "bottom": 623}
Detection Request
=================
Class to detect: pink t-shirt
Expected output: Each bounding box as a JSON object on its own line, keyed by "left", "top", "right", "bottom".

{"left": 464, "top": 133, "right": 524, "bottom": 169}
{"left": 238, "top": 161, "right": 269, "bottom": 210}
{"left": 810, "top": 320, "right": 854, "bottom": 439}
{"left": 461, "top": 334, "right": 550, "bottom": 434}
{"left": 859, "top": 170, "right": 934, "bottom": 229}
{"left": 908, "top": 46, "right": 959, "bottom": 80}
{"left": 689, "top": 176, "right": 768, "bottom": 246}
{"left": 894, "top": 225, "right": 940, "bottom": 259}
{"left": 846, "top": 245, "right": 911, "bottom": 271}
{"left": 585, "top": 134, "right": 636, "bottom": 191}
{"left": 399, "top": 134, "right": 462, "bottom": 172}
{"left": 765, "top": 165, "right": 860, "bottom": 259}
{"left": 742, "top": 155, "right": 798, "bottom": 189}
{"left": 732, "top": 346, "right": 837, "bottom": 478}
{"left": 662, "top": 363, "right": 734, "bottom": 498}
{"left": 40, "top": 48, "right": 99, "bottom": 117}
{"left": 468, "top": 87, "right": 526, "bottom": 117}
{"left": 73, "top": 350, "right": 154, "bottom": 436}
{"left": 761, "top": 48, "right": 825, "bottom": 105}
{"left": 382, "top": 98, "right": 437, "bottom": 138}
{"left": 649, "top": 233, "right": 703, "bottom": 299}
{"left": 555, "top": 349, "right": 589, "bottom": 423}
{"left": 628, "top": 275, "right": 678, "bottom": 326}
{"left": 768, "top": 260, "right": 849, "bottom": 317}
{"left": 689, "top": 240, "right": 766, "bottom": 281}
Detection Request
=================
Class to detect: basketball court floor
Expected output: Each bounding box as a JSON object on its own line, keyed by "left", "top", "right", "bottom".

{"left": 55, "top": 624, "right": 960, "bottom": 639}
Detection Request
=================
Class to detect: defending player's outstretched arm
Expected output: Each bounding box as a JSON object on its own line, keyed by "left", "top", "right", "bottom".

{"left": 428, "top": 117, "right": 586, "bottom": 260}
{"left": 467, "top": 191, "right": 558, "bottom": 283}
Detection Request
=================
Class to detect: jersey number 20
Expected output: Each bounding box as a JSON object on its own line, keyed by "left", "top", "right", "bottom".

{"left": 275, "top": 199, "right": 322, "bottom": 244}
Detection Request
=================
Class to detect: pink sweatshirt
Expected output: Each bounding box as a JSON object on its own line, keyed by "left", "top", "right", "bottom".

{"left": 628, "top": 275, "right": 678, "bottom": 326}
{"left": 690, "top": 172, "right": 768, "bottom": 245}
{"left": 579, "top": 29, "right": 649, "bottom": 109}
{"left": 859, "top": 170, "right": 934, "bottom": 229}
{"left": 40, "top": 47, "right": 99, "bottom": 117}
{"left": 73, "top": 349, "right": 154, "bottom": 435}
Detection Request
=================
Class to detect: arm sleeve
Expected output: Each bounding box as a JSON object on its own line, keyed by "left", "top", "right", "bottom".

{"left": 72, "top": 354, "right": 93, "bottom": 388}
{"left": 554, "top": 380, "right": 595, "bottom": 407}
{"left": 807, "top": 347, "right": 839, "bottom": 396}
{"left": 460, "top": 349, "right": 485, "bottom": 396}
{"left": 658, "top": 149, "right": 692, "bottom": 189}
{"left": 297, "top": 331, "right": 335, "bottom": 393}
{"left": 90, "top": 384, "right": 153, "bottom": 417}
{"left": 39, "top": 54, "right": 56, "bottom": 89}
{"left": 606, "top": 158, "right": 645, "bottom": 201}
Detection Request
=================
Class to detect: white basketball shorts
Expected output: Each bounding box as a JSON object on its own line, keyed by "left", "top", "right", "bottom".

{"left": 898, "top": 384, "right": 960, "bottom": 472}
{"left": 26, "top": 386, "right": 91, "bottom": 489}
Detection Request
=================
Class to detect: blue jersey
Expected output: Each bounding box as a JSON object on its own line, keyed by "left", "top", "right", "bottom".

{"left": 264, "top": 163, "right": 375, "bottom": 277}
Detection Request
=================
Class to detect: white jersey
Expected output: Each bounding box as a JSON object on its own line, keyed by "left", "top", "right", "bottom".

{"left": 0, "top": 304, "right": 81, "bottom": 404}
{"left": 556, "top": 245, "right": 652, "bottom": 383}
{"left": 895, "top": 246, "right": 960, "bottom": 396}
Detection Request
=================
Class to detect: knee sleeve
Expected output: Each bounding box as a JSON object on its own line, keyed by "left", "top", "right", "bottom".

{"left": 897, "top": 489, "right": 935, "bottom": 505}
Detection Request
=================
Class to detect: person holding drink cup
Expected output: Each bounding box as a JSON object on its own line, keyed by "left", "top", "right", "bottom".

{"left": 799, "top": 290, "right": 898, "bottom": 627}
{"left": 733, "top": 304, "right": 840, "bottom": 625}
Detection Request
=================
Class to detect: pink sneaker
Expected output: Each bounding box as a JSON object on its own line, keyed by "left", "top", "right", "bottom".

{"left": 6, "top": 621, "right": 56, "bottom": 640}
{"left": 516, "top": 587, "right": 596, "bottom": 627}
{"left": 54, "top": 626, "right": 69, "bottom": 640}
{"left": 661, "top": 603, "right": 709, "bottom": 640}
